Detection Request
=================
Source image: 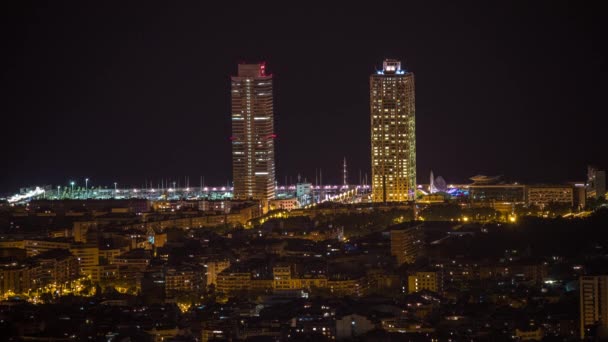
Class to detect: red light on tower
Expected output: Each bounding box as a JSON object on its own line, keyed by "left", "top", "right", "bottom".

{"left": 260, "top": 63, "right": 266, "bottom": 76}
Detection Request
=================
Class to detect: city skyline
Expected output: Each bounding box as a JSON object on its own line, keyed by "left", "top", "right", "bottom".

{"left": 1, "top": 2, "right": 606, "bottom": 192}
{"left": 2, "top": 3, "right": 608, "bottom": 340}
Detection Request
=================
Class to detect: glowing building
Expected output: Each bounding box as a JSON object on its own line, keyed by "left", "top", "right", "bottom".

{"left": 231, "top": 63, "right": 276, "bottom": 209}
{"left": 370, "top": 59, "right": 416, "bottom": 202}
{"left": 408, "top": 271, "right": 442, "bottom": 293}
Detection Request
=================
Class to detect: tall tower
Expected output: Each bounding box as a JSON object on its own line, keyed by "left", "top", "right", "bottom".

{"left": 231, "top": 63, "right": 276, "bottom": 209}
{"left": 370, "top": 59, "right": 416, "bottom": 202}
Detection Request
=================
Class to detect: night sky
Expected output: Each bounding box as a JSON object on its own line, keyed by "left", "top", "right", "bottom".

{"left": 1, "top": 2, "right": 606, "bottom": 192}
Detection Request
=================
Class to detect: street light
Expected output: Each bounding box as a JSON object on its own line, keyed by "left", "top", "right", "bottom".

{"left": 70, "top": 181, "right": 75, "bottom": 196}
{"left": 57, "top": 186, "right": 60, "bottom": 198}
{"left": 114, "top": 182, "right": 118, "bottom": 193}
{"left": 85, "top": 178, "right": 89, "bottom": 191}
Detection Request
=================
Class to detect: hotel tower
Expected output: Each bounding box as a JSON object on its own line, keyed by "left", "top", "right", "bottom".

{"left": 370, "top": 59, "right": 416, "bottom": 202}
{"left": 231, "top": 63, "right": 276, "bottom": 209}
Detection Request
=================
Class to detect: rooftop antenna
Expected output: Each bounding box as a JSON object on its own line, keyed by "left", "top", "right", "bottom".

{"left": 343, "top": 157, "right": 348, "bottom": 186}
{"left": 320, "top": 169, "right": 322, "bottom": 187}
{"left": 320, "top": 169, "right": 323, "bottom": 201}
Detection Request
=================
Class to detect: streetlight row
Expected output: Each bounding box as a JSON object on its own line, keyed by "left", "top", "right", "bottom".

{"left": 57, "top": 178, "right": 116, "bottom": 197}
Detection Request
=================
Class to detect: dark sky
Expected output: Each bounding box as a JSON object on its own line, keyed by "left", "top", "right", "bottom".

{"left": 1, "top": 1, "right": 606, "bottom": 192}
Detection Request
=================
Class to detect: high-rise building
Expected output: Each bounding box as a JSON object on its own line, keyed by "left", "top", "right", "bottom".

{"left": 587, "top": 166, "right": 606, "bottom": 199}
{"left": 390, "top": 225, "right": 423, "bottom": 265}
{"left": 580, "top": 275, "right": 608, "bottom": 339}
{"left": 231, "top": 63, "right": 276, "bottom": 209}
{"left": 370, "top": 59, "right": 416, "bottom": 202}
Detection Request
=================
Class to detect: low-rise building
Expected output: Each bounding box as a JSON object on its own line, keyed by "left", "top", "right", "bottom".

{"left": 25, "top": 239, "right": 71, "bottom": 257}
{"left": 206, "top": 259, "right": 230, "bottom": 286}
{"left": 515, "top": 327, "right": 543, "bottom": 341}
{"left": 33, "top": 249, "right": 79, "bottom": 286}
{"left": 217, "top": 271, "right": 251, "bottom": 294}
{"left": 69, "top": 244, "right": 99, "bottom": 281}
{"left": 527, "top": 185, "right": 573, "bottom": 209}
{"left": 390, "top": 225, "right": 423, "bottom": 265}
{"left": 408, "top": 270, "right": 442, "bottom": 293}
{"left": 335, "top": 314, "right": 375, "bottom": 340}
{"left": 328, "top": 277, "right": 364, "bottom": 297}
{"left": 165, "top": 267, "right": 203, "bottom": 297}
{"left": 0, "top": 261, "right": 39, "bottom": 295}
{"left": 269, "top": 198, "right": 299, "bottom": 211}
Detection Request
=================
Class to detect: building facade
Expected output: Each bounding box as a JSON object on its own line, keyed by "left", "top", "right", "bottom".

{"left": 390, "top": 226, "right": 423, "bottom": 265}
{"left": 206, "top": 259, "right": 231, "bottom": 286}
{"left": 587, "top": 166, "right": 606, "bottom": 199}
{"left": 231, "top": 63, "right": 276, "bottom": 210}
{"left": 370, "top": 59, "right": 416, "bottom": 202}
{"left": 527, "top": 185, "right": 573, "bottom": 209}
{"left": 269, "top": 198, "right": 299, "bottom": 211}
{"left": 165, "top": 267, "right": 203, "bottom": 297}
{"left": 580, "top": 275, "right": 608, "bottom": 339}
{"left": 408, "top": 270, "right": 442, "bottom": 293}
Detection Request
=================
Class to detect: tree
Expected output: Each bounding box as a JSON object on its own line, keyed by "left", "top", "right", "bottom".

{"left": 514, "top": 203, "right": 541, "bottom": 217}
{"left": 419, "top": 204, "right": 462, "bottom": 221}
{"left": 545, "top": 201, "right": 573, "bottom": 217}
{"left": 40, "top": 293, "right": 54, "bottom": 303}
{"left": 462, "top": 207, "right": 500, "bottom": 221}
{"left": 586, "top": 196, "right": 608, "bottom": 211}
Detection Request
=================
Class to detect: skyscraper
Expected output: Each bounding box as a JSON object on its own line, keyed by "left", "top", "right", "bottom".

{"left": 370, "top": 59, "right": 416, "bottom": 203}
{"left": 231, "top": 63, "right": 276, "bottom": 209}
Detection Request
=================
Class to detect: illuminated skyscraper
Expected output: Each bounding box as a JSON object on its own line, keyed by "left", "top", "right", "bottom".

{"left": 370, "top": 59, "right": 416, "bottom": 202}
{"left": 231, "top": 63, "right": 276, "bottom": 208}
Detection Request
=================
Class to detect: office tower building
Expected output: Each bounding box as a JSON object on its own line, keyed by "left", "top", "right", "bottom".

{"left": 370, "top": 59, "right": 416, "bottom": 202}
{"left": 580, "top": 275, "right": 608, "bottom": 339}
{"left": 231, "top": 63, "right": 276, "bottom": 209}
